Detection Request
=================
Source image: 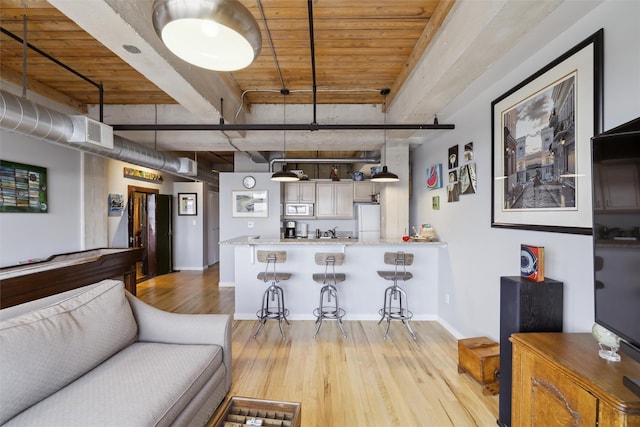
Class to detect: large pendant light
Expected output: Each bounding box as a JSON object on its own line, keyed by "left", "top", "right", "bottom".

{"left": 372, "top": 89, "right": 399, "bottom": 183}
{"left": 271, "top": 90, "right": 299, "bottom": 182}
{"left": 152, "top": 0, "right": 262, "bottom": 71}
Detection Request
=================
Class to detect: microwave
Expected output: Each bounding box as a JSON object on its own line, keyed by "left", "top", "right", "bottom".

{"left": 284, "top": 203, "right": 314, "bottom": 217}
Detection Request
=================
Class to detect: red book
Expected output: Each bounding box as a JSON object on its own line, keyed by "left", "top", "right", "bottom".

{"left": 520, "top": 244, "right": 544, "bottom": 282}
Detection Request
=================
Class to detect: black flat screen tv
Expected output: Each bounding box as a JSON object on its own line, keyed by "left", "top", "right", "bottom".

{"left": 592, "top": 116, "right": 640, "bottom": 397}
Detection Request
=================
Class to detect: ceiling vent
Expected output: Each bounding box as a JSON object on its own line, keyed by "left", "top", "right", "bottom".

{"left": 68, "top": 116, "right": 114, "bottom": 149}
{"left": 178, "top": 157, "right": 197, "bottom": 176}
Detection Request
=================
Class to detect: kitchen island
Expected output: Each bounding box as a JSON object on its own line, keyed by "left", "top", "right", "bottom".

{"left": 221, "top": 236, "right": 447, "bottom": 320}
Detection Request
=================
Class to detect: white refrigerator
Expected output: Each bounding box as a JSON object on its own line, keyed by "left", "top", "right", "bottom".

{"left": 357, "top": 204, "right": 381, "bottom": 241}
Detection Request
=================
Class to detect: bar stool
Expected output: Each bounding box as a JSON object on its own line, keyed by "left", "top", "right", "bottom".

{"left": 377, "top": 251, "right": 416, "bottom": 340}
{"left": 253, "top": 250, "right": 291, "bottom": 340}
{"left": 312, "top": 252, "right": 347, "bottom": 338}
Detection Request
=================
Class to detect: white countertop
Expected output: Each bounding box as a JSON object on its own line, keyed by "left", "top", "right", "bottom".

{"left": 220, "top": 235, "right": 446, "bottom": 246}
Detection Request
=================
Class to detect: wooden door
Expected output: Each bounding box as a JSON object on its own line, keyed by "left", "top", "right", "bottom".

{"left": 127, "top": 186, "right": 159, "bottom": 282}
{"left": 155, "top": 194, "right": 172, "bottom": 275}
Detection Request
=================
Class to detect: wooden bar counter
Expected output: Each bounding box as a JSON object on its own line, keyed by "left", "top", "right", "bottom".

{"left": 222, "top": 236, "right": 446, "bottom": 320}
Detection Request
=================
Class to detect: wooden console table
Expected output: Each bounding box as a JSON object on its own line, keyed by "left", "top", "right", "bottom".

{"left": 511, "top": 332, "right": 640, "bottom": 427}
{"left": 0, "top": 247, "right": 143, "bottom": 308}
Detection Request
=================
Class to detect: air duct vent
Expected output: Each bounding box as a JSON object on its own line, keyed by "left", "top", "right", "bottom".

{"left": 68, "top": 116, "right": 114, "bottom": 149}
{"left": 178, "top": 157, "right": 198, "bottom": 176}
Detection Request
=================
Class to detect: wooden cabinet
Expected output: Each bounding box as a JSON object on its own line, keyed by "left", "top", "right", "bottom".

{"left": 353, "top": 181, "right": 379, "bottom": 202}
{"left": 511, "top": 333, "right": 640, "bottom": 427}
{"left": 316, "top": 182, "right": 354, "bottom": 218}
{"left": 283, "top": 182, "right": 316, "bottom": 204}
{"left": 594, "top": 163, "right": 640, "bottom": 211}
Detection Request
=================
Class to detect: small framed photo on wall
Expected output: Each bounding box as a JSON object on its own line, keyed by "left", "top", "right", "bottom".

{"left": 178, "top": 193, "right": 197, "bottom": 216}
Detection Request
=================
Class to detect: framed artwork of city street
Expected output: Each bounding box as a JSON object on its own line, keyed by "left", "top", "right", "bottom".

{"left": 491, "top": 29, "right": 603, "bottom": 234}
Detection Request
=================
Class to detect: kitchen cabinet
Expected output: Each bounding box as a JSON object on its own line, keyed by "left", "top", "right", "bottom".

{"left": 316, "top": 182, "right": 354, "bottom": 218}
{"left": 511, "top": 333, "right": 640, "bottom": 427}
{"left": 594, "top": 163, "right": 640, "bottom": 211}
{"left": 353, "top": 181, "right": 379, "bottom": 202}
{"left": 283, "top": 182, "right": 316, "bottom": 204}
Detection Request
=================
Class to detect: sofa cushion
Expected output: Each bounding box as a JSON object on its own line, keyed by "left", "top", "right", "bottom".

{"left": 0, "top": 279, "right": 137, "bottom": 424}
{"left": 3, "top": 342, "right": 225, "bottom": 427}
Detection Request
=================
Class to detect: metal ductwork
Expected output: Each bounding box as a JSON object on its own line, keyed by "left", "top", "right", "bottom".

{"left": 269, "top": 156, "right": 380, "bottom": 172}
{"left": 0, "top": 90, "right": 217, "bottom": 186}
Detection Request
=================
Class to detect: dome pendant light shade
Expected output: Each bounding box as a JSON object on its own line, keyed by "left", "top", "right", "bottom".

{"left": 371, "top": 165, "right": 399, "bottom": 182}
{"left": 271, "top": 166, "right": 299, "bottom": 182}
{"left": 271, "top": 90, "right": 298, "bottom": 182}
{"left": 152, "top": 0, "right": 262, "bottom": 71}
{"left": 371, "top": 89, "right": 399, "bottom": 183}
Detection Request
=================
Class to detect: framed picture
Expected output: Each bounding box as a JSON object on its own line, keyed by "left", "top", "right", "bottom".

{"left": 491, "top": 29, "right": 603, "bottom": 234}
{"left": 232, "top": 190, "right": 268, "bottom": 217}
{"left": 448, "top": 145, "right": 459, "bottom": 170}
{"left": 108, "top": 193, "right": 124, "bottom": 216}
{"left": 426, "top": 164, "right": 443, "bottom": 190}
{"left": 0, "top": 160, "right": 48, "bottom": 213}
{"left": 178, "top": 193, "right": 197, "bottom": 216}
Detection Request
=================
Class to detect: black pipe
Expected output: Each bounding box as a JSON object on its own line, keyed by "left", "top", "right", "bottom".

{"left": 113, "top": 123, "right": 455, "bottom": 131}
{"left": 307, "top": 0, "right": 318, "bottom": 128}
{"left": 1, "top": 26, "right": 104, "bottom": 122}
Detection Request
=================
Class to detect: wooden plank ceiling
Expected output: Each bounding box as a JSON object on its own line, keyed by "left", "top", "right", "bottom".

{"left": 0, "top": 0, "right": 453, "bottom": 107}
{"left": 0, "top": 0, "right": 454, "bottom": 167}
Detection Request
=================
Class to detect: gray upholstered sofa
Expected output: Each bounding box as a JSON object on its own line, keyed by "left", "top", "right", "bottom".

{"left": 0, "top": 279, "right": 231, "bottom": 426}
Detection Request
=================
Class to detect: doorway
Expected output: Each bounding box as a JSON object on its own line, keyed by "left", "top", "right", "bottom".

{"left": 128, "top": 186, "right": 172, "bottom": 282}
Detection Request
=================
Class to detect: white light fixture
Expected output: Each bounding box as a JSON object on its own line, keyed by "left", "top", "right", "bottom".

{"left": 372, "top": 89, "right": 399, "bottom": 183}
{"left": 152, "top": 0, "right": 262, "bottom": 71}
{"left": 271, "top": 90, "right": 299, "bottom": 182}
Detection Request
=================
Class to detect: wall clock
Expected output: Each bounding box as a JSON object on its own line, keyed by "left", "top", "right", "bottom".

{"left": 242, "top": 175, "right": 256, "bottom": 189}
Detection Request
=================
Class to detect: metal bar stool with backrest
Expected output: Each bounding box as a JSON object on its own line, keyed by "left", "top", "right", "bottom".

{"left": 253, "top": 250, "right": 292, "bottom": 339}
{"left": 312, "top": 252, "right": 347, "bottom": 338}
{"left": 377, "top": 251, "right": 416, "bottom": 339}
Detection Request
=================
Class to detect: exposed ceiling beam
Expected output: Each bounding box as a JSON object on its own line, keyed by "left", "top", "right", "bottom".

{"left": 387, "top": 0, "right": 457, "bottom": 108}
{"left": 47, "top": 0, "right": 244, "bottom": 123}
{"left": 113, "top": 123, "right": 454, "bottom": 132}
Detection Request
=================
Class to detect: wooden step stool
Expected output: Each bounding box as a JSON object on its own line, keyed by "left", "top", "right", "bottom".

{"left": 457, "top": 337, "right": 500, "bottom": 395}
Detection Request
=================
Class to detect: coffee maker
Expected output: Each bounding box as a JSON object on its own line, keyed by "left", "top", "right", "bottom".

{"left": 284, "top": 221, "right": 297, "bottom": 238}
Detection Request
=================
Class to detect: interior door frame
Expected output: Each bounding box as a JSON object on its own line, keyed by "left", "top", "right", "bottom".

{"left": 127, "top": 185, "right": 159, "bottom": 280}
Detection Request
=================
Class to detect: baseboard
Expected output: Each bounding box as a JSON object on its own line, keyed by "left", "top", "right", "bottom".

{"left": 172, "top": 266, "right": 206, "bottom": 271}
{"left": 437, "top": 316, "right": 464, "bottom": 340}
{"left": 218, "top": 281, "right": 235, "bottom": 288}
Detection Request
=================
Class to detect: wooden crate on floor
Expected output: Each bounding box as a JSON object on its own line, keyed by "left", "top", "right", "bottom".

{"left": 211, "top": 396, "right": 301, "bottom": 427}
{"left": 458, "top": 337, "right": 500, "bottom": 395}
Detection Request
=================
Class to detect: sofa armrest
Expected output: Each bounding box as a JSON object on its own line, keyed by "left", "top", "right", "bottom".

{"left": 125, "top": 292, "right": 232, "bottom": 389}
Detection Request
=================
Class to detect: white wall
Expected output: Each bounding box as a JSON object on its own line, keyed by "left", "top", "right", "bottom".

{"left": 410, "top": 0, "right": 640, "bottom": 340}
{"left": 218, "top": 172, "right": 282, "bottom": 285}
{"left": 106, "top": 159, "right": 175, "bottom": 248}
{"left": 0, "top": 130, "right": 82, "bottom": 266}
{"left": 173, "top": 181, "right": 207, "bottom": 270}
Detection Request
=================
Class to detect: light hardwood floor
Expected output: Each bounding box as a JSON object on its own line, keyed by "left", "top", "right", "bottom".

{"left": 137, "top": 266, "right": 499, "bottom": 427}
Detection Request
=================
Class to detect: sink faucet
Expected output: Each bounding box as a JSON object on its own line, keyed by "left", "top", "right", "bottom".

{"left": 328, "top": 227, "right": 337, "bottom": 238}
